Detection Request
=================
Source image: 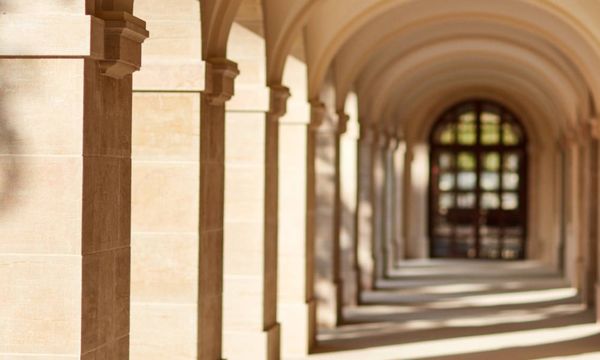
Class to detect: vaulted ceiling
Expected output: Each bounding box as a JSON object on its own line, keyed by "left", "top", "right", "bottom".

{"left": 203, "top": 0, "right": 600, "bottom": 144}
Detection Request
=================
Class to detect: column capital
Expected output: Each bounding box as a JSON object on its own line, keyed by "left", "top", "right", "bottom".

{"left": 97, "top": 11, "right": 149, "bottom": 79}
{"left": 359, "top": 124, "right": 374, "bottom": 143}
{"left": 559, "top": 124, "right": 579, "bottom": 149}
{"left": 309, "top": 100, "right": 326, "bottom": 130}
{"left": 268, "top": 85, "right": 291, "bottom": 117}
{"left": 205, "top": 58, "right": 240, "bottom": 106}
{"left": 589, "top": 117, "right": 600, "bottom": 140}
{"left": 387, "top": 135, "right": 400, "bottom": 150}
{"left": 336, "top": 111, "right": 350, "bottom": 135}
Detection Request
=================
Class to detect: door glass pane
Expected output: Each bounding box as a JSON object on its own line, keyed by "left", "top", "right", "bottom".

{"left": 502, "top": 192, "right": 519, "bottom": 210}
{"left": 435, "top": 123, "right": 455, "bottom": 144}
{"left": 481, "top": 192, "right": 500, "bottom": 209}
{"left": 438, "top": 152, "right": 453, "bottom": 169}
{"left": 503, "top": 172, "right": 519, "bottom": 190}
{"left": 439, "top": 172, "right": 454, "bottom": 191}
{"left": 457, "top": 193, "right": 475, "bottom": 208}
{"left": 457, "top": 114, "right": 476, "bottom": 145}
{"left": 439, "top": 193, "right": 454, "bottom": 211}
{"left": 503, "top": 122, "right": 522, "bottom": 145}
{"left": 504, "top": 153, "right": 520, "bottom": 171}
{"left": 482, "top": 152, "right": 500, "bottom": 171}
{"left": 457, "top": 152, "right": 476, "bottom": 170}
{"left": 481, "top": 172, "right": 499, "bottom": 190}
{"left": 481, "top": 112, "right": 500, "bottom": 145}
{"left": 457, "top": 172, "right": 476, "bottom": 190}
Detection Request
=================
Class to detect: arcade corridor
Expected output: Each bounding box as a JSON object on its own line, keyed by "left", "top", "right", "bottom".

{"left": 3, "top": 0, "right": 600, "bottom": 359}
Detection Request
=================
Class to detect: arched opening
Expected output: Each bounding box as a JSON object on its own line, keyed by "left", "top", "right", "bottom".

{"left": 428, "top": 99, "right": 528, "bottom": 260}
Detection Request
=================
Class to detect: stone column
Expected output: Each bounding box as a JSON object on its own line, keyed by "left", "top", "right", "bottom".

{"left": 199, "top": 58, "right": 239, "bottom": 360}
{"left": 382, "top": 136, "right": 399, "bottom": 276}
{"left": 393, "top": 141, "right": 406, "bottom": 263}
{"left": 314, "top": 107, "right": 339, "bottom": 329}
{"left": 356, "top": 125, "right": 375, "bottom": 292}
{"left": 371, "top": 131, "right": 387, "bottom": 282}
{"left": 563, "top": 130, "right": 581, "bottom": 289}
{"left": 222, "top": 85, "right": 289, "bottom": 360}
{"left": 339, "top": 111, "right": 359, "bottom": 309}
{"left": 0, "top": 3, "right": 147, "bottom": 358}
{"left": 581, "top": 120, "right": 599, "bottom": 310}
{"left": 402, "top": 145, "right": 414, "bottom": 258}
{"left": 278, "top": 101, "right": 324, "bottom": 356}
{"left": 589, "top": 120, "right": 600, "bottom": 321}
{"left": 332, "top": 112, "right": 350, "bottom": 322}
{"left": 405, "top": 144, "right": 430, "bottom": 259}
{"left": 129, "top": 1, "right": 203, "bottom": 357}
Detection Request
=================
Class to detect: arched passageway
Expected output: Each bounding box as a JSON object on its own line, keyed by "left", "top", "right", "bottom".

{"left": 3, "top": 1, "right": 600, "bottom": 359}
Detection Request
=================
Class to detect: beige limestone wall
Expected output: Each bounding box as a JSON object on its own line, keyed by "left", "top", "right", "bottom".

{"left": 130, "top": 1, "right": 202, "bottom": 358}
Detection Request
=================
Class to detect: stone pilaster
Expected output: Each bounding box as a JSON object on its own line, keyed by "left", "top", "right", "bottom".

{"left": 129, "top": 2, "right": 203, "bottom": 357}
{"left": 392, "top": 138, "right": 406, "bottom": 264}
{"left": 589, "top": 118, "right": 600, "bottom": 320}
{"left": 0, "top": 3, "right": 147, "bottom": 358}
{"left": 278, "top": 100, "right": 324, "bottom": 356}
{"left": 222, "top": 84, "right": 288, "bottom": 360}
{"left": 338, "top": 111, "right": 360, "bottom": 309}
{"left": 356, "top": 124, "right": 375, "bottom": 293}
{"left": 313, "top": 102, "right": 341, "bottom": 330}
{"left": 199, "top": 58, "right": 239, "bottom": 360}
{"left": 371, "top": 129, "right": 388, "bottom": 283}
{"left": 382, "top": 134, "right": 400, "bottom": 276}
{"left": 333, "top": 111, "right": 350, "bottom": 324}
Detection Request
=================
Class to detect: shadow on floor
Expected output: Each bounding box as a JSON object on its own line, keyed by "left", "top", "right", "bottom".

{"left": 310, "top": 260, "right": 600, "bottom": 360}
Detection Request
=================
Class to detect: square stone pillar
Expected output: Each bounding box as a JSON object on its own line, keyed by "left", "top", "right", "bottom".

{"left": 393, "top": 142, "right": 406, "bottom": 263}
{"left": 591, "top": 119, "right": 600, "bottom": 320}
{"left": 382, "top": 136, "right": 400, "bottom": 276}
{"left": 129, "top": 1, "right": 203, "bottom": 358}
{"left": 222, "top": 85, "right": 289, "bottom": 360}
{"left": 199, "top": 58, "right": 239, "bottom": 360}
{"left": 371, "top": 131, "right": 387, "bottom": 282}
{"left": 314, "top": 111, "right": 340, "bottom": 330}
{"left": 563, "top": 133, "right": 582, "bottom": 289}
{"left": 338, "top": 111, "right": 360, "bottom": 309}
{"left": 356, "top": 126, "right": 375, "bottom": 293}
{"left": 0, "top": 3, "right": 147, "bottom": 358}
{"left": 278, "top": 101, "right": 324, "bottom": 356}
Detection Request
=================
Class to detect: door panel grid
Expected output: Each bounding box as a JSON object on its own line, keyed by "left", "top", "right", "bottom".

{"left": 429, "top": 100, "right": 527, "bottom": 260}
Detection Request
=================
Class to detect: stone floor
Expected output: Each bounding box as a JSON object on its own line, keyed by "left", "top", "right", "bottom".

{"left": 306, "top": 260, "right": 600, "bottom": 360}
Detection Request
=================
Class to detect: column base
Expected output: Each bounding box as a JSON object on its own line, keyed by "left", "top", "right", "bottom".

{"left": 223, "top": 323, "right": 280, "bottom": 360}
{"left": 279, "top": 299, "right": 316, "bottom": 357}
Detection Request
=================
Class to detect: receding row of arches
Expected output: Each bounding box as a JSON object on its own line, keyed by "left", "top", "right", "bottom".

{"left": 3, "top": 0, "right": 600, "bottom": 359}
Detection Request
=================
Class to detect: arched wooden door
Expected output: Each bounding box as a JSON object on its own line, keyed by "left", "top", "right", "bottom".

{"left": 428, "top": 100, "right": 528, "bottom": 260}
